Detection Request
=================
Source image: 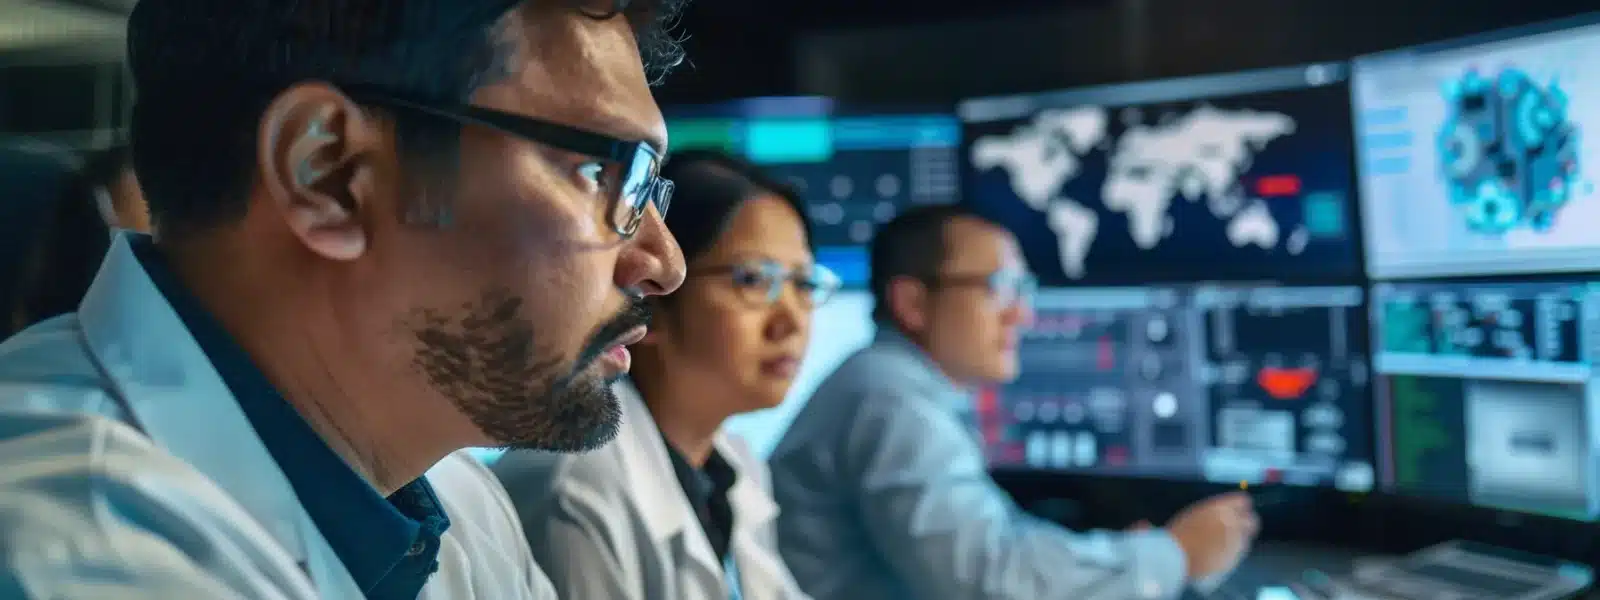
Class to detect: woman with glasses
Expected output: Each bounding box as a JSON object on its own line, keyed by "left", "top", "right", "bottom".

{"left": 494, "top": 150, "right": 836, "bottom": 600}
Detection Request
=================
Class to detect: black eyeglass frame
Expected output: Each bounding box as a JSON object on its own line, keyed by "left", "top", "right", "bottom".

{"left": 346, "top": 89, "right": 673, "bottom": 238}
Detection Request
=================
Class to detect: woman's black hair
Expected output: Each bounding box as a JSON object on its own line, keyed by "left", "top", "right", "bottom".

{"left": 0, "top": 143, "right": 113, "bottom": 338}
{"left": 80, "top": 143, "right": 132, "bottom": 191}
{"left": 656, "top": 149, "right": 814, "bottom": 265}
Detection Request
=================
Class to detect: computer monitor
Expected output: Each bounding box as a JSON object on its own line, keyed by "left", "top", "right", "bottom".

{"left": 959, "top": 64, "right": 1361, "bottom": 285}
{"left": 1371, "top": 278, "right": 1600, "bottom": 521}
{"left": 1353, "top": 14, "right": 1600, "bottom": 280}
{"left": 665, "top": 97, "right": 962, "bottom": 287}
{"left": 979, "top": 284, "right": 1376, "bottom": 490}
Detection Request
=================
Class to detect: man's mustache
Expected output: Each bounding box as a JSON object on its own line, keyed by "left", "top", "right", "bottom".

{"left": 576, "top": 300, "right": 653, "bottom": 368}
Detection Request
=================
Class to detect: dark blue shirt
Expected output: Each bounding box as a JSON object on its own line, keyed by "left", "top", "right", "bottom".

{"left": 132, "top": 236, "right": 450, "bottom": 600}
{"left": 662, "top": 437, "right": 738, "bottom": 566}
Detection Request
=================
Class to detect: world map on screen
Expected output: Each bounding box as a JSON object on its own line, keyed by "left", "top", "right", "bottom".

{"left": 964, "top": 88, "right": 1357, "bottom": 284}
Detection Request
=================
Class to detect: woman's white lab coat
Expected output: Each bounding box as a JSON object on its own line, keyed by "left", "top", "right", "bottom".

{"left": 493, "top": 381, "right": 812, "bottom": 600}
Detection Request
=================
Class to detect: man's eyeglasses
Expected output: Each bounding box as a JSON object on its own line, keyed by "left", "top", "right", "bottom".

{"left": 692, "top": 260, "right": 842, "bottom": 308}
{"left": 348, "top": 90, "right": 672, "bottom": 239}
{"left": 930, "top": 270, "right": 1038, "bottom": 310}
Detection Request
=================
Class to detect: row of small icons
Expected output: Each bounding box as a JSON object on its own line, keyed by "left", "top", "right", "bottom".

{"left": 1024, "top": 431, "right": 1099, "bottom": 469}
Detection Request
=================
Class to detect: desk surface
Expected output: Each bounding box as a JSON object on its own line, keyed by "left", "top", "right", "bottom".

{"left": 1218, "top": 542, "right": 1600, "bottom": 600}
{"left": 1221, "top": 541, "right": 1381, "bottom": 596}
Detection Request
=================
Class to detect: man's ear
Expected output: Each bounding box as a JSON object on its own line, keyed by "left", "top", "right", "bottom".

{"left": 886, "top": 275, "right": 931, "bottom": 334}
{"left": 257, "top": 83, "right": 385, "bottom": 262}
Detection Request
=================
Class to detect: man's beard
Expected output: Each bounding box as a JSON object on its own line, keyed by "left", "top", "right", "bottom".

{"left": 407, "top": 288, "right": 650, "bottom": 453}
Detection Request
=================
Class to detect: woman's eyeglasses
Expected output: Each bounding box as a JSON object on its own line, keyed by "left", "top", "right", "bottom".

{"left": 346, "top": 89, "right": 672, "bottom": 239}
{"left": 692, "top": 260, "right": 842, "bottom": 308}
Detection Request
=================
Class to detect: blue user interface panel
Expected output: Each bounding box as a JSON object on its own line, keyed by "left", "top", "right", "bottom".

{"left": 1354, "top": 15, "right": 1600, "bottom": 279}
{"left": 980, "top": 285, "right": 1375, "bottom": 490}
{"left": 1372, "top": 279, "right": 1600, "bottom": 521}
{"left": 666, "top": 97, "right": 961, "bottom": 286}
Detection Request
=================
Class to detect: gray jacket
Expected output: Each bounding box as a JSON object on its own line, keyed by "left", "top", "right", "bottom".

{"left": 768, "top": 330, "right": 1189, "bottom": 600}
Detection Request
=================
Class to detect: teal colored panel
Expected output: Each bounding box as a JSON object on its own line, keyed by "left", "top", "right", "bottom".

{"left": 745, "top": 119, "right": 832, "bottom": 163}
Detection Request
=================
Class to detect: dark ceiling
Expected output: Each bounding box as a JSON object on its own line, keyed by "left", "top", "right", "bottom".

{"left": 657, "top": 0, "right": 1110, "bottom": 102}
{"left": 658, "top": 0, "right": 1592, "bottom": 104}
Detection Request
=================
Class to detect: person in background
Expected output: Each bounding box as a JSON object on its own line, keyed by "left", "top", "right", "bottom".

{"left": 3, "top": 143, "right": 154, "bottom": 337}
{"left": 0, "top": 0, "right": 689, "bottom": 598}
{"left": 768, "top": 204, "right": 1260, "bottom": 600}
{"left": 0, "top": 143, "right": 110, "bottom": 337}
{"left": 80, "top": 144, "right": 150, "bottom": 232}
{"left": 494, "top": 150, "right": 833, "bottom": 600}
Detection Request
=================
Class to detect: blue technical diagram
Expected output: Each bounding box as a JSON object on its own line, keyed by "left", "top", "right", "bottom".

{"left": 1437, "top": 68, "right": 1580, "bottom": 235}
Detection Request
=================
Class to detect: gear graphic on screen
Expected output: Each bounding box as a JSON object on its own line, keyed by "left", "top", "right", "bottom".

{"left": 1437, "top": 68, "right": 1580, "bottom": 235}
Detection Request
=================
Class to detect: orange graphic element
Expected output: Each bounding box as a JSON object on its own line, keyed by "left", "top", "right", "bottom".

{"left": 1256, "top": 367, "right": 1318, "bottom": 400}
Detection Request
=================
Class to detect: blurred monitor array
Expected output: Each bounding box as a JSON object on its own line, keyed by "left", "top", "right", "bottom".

{"left": 1356, "top": 14, "right": 1600, "bottom": 522}
{"left": 665, "top": 96, "right": 962, "bottom": 287}
{"left": 668, "top": 12, "right": 1600, "bottom": 525}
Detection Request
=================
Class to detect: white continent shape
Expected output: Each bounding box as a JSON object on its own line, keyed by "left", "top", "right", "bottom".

{"left": 1102, "top": 106, "right": 1296, "bottom": 250}
{"left": 1226, "top": 200, "right": 1280, "bottom": 249}
{"left": 971, "top": 107, "right": 1109, "bottom": 210}
{"left": 1046, "top": 199, "right": 1098, "bottom": 280}
{"left": 971, "top": 107, "right": 1109, "bottom": 278}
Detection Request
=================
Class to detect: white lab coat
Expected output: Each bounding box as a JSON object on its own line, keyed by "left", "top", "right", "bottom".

{"left": 493, "top": 381, "right": 812, "bottom": 600}
{"left": 0, "top": 234, "right": 556, "bottom": 600}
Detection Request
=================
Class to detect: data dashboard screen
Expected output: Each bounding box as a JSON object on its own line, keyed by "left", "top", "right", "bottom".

{"left": 1372, "top": 279, "right": 1600, "bottom": 521}
{"left": 978, "top": 285, "right": 1375, "bottom": 490}
{"left": 1354, "top": 15, "right": 1600, "bottom": 279}
{"left": 666, "top": 97, "right": 961, "bottom": 287}
{"left": 959, "top": 64, "right": 1361, "bottom": 285}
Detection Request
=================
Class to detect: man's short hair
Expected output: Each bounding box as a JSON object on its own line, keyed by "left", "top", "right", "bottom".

{"left": 868, "top": 203, "right": 998, "bottom": 326}
{"left": 126, "top": 0, "right": 688, "bottom": 237}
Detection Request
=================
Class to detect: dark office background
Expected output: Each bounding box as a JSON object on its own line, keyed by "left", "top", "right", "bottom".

{"left": 3, "top": 0, "right": 1591, "bottom": 140}
{"left": 3, "top": 0, "right": 1598, "bottom": 581}
{"left": 658, "top": 0, "right": 1586, "bottom": 103}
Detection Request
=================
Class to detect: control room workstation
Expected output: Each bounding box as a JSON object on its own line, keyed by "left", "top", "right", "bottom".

{"left": 658, "top": 11, "right": 1600, "bottom": 600}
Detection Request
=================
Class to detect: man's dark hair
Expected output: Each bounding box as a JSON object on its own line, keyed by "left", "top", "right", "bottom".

{"left": 868, "top": 203, "right": 994, "bottom": 326}
{"left": 126, "top": 0, "right": 688, "bottom": 238}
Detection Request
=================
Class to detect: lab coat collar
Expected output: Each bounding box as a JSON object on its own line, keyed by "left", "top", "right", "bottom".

{"left": 611, "top": 380, "right": 779, "bottom": 548}
{"left": 74, "top": 233, "right": 361, "bottom": 596}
